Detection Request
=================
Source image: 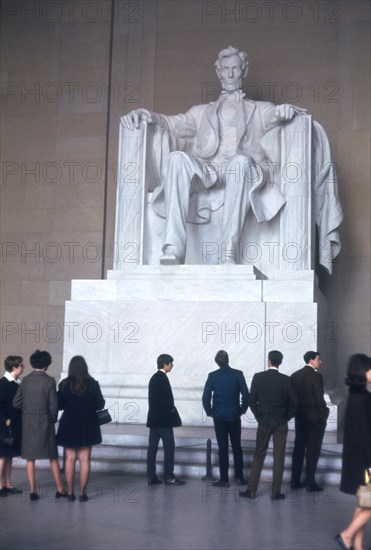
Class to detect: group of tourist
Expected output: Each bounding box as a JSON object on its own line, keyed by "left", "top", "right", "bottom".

{"left": 0, "top": 350, "right": 104, "bottom": 502}
{"left": 148, "top": 349, "right": 329, "bottom": 495}
{"left": 0, "top": 348, "right": 370, "bottom": 549}
{"left": 148, "top": 350, "right": 371, "bottom": 550}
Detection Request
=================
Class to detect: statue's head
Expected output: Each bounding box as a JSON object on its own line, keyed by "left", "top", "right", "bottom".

{"left": 215, "top": 46, "right": 249, "bottom": 92}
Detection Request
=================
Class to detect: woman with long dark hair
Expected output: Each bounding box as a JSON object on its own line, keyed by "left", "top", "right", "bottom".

{"left": 335, "top": 353, "right": 371, "bottom": 550}
{"left": 56, "top": 356, "right": 105, "bottom": 502}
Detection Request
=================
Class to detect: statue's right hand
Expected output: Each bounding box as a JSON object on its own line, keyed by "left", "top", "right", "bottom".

{"left": 121, "top": 108, "right": 153, "bottom": 130}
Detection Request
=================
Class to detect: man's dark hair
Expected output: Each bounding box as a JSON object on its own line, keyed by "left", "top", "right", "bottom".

{"left": 215, "top": 350, "right": 229, "bottom": 367}
{"left": 157, "top": 354, "right": 174, "bottom": 369}
{"left": 304, "top": 351, "right": 319, "bottom": 364}
{"left": 268, "top": 350, "right": 283, "bottom": 367}
{"left": 4, "top": 356, "right": 23, "bottom": 373}
{"left": 30, "top": 350, "right": 52, "bottom": 370}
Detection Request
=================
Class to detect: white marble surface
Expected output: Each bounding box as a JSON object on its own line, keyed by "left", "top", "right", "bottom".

{"left": 71, "top": 280, "right": 117, "bottom": 301}
{"left": 265, "top": 302, "right": 318, "bottom": 377}
{"left": 63, "top": 298, "right": 267, "bottom": 426}
{"left": 63, "top": 268, "right": 337, "bottom": 430}
{"left": 73, "top": 265, "right": 262, "bottom": 302}
{"left": 262, "top": 280, "right": 315, "bottom": 302}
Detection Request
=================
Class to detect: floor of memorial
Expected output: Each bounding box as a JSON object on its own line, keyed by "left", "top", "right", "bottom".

{"left": 1, "top": 469, "right": 369, "bottom": 550}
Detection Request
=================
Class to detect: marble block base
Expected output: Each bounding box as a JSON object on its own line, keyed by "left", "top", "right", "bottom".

{"left": 62, "top": 266, "right": 338, "bottom": 430}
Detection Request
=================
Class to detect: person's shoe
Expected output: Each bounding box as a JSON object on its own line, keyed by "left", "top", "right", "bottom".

{"left": 160, "top": 246, "right": 184, "bottom": 265}
{"left": 290, "top": 482, "right": 305, "bottom": 489}
{"left": 271, "top": 493, "right": 286, "bottom": 501}
{"left": 67, "top": 494, "right": 76, "bottom": 502}
{"left": 29, "top": 492, "right": 40, "bottom": 501}
{"left": 334, "top": 533, "right": 351, "bottom": 550}
{"left": 148, "top": 477, "right": 163, "bottom": 485}
{"left": 164, "top": 477, "right": 186, "bottom": 486}
{"left": 0, "top": 488, "right": 8, "bottom": 497}
{"left": 79, "top": 494, "right": 88, "bottom": 502}
{"left": 212, "top": 480, "right": 230, "bottom": 488}
{"left": 306, "top": 484, "right": 324, "bottom": 492}
{"left": 239, "top": 489, "right": 257, "bottom": 499}
{"left": 4, "top": 487, "right": 22, "bottom": 494}
{"left": 55, "top": 491, "right": 68, "bottom": 498}
{"left": 235, "top": 478, "right": 248, "bottom": 486}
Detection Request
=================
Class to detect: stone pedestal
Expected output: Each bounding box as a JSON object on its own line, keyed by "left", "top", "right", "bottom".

{"left": 62, "top": 266, "right": 338, "bottom": 431}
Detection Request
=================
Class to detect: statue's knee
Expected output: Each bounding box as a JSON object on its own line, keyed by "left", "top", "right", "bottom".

{"left": 225, "top": 155, "right": 260, "bottom": 186}
{"left": 168, "top": 151, "right": 191, "bottom": 167}
{"left": 229, "top": 154, "right": 255, "bottom": 167}
{"left": 164, "top": 151, "right": 193, "bottom": 188}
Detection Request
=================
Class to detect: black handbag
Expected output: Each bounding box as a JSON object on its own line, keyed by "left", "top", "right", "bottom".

{"left": 0, "top": 424, "right": 15, "bottom": 447}
{"left": 170, "top": 406, "right": 182, "bottom": 428}
{"left": 97, "top": 409, "right": 112, "bottom": 426}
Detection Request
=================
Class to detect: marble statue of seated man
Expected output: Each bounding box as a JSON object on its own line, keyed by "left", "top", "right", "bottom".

{"left": 122, "top": 46, "right": 308, "bottom": 265}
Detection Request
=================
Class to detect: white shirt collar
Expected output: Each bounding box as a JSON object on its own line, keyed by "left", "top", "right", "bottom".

{"left": 4, "top": 372, "right": 21, "bottom": 384}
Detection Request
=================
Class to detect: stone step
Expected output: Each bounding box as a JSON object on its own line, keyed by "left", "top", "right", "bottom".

{"left": 13, "top": 425, "right": 343, "bottom": 485}
{"left": 88, "top": 442, "right": 342, "bottom": 482}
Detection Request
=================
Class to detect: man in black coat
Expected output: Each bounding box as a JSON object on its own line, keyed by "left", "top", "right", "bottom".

{"left": 146, "top": 354, "right": 185, "bottom": 486}
{"left": 202, "top": 350, "right": 249, "bottom": 487}
{"left": 240, "top": 350, "right": 298, "bottom": 500}
{"left": 290, "top": 351, "right": 330, "bottom": 492}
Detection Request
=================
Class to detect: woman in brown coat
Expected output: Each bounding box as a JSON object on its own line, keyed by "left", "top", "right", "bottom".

{"left": 13, "top": 350, "right": 66, "bottom": 501}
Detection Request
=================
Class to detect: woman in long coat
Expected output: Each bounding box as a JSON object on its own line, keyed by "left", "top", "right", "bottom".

{"left": 335, "top": 354, "right": 371, "bottom": 550}
{"left": 0, "top": 356, "right": 24, "bottom": 495}
{"left": 13, "top": 350, "right": 66, "bottom": 501}
{"left": 56, "top": 355, "right": 105, "bottom": 502}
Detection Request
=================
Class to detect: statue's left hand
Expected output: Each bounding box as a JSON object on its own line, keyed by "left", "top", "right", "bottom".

{"left": 270, "top": 104, "right": 307, "bottom": 124}
{"left": 121, "top": 108, "right": 153, "bottom": 130}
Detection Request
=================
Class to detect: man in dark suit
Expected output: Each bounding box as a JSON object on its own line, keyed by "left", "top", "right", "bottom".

{"left": 146, "top": 354, "right": 185, "bottom": 486}
{"left": 290, "top": 351, "right": 330, "bottom": 492}
{"left": 240, "top": 350, "right": 298, "bottom": 500}
{"left": 202, "top": 350, "right": 249, "bottom": 487}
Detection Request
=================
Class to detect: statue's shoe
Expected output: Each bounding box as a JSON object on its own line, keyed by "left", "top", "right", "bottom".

{"left": 222, "top": 255, "right": 236, "bottom": 264}
{"left": 160, "top": 246, "right": 184, "bottom": 265}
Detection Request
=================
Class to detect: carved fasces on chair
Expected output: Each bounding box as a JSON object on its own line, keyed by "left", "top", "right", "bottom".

{"left": 256, "top": 114, "right": 313, "bottom": 272}
{"left": 114, "top": 120, "right": 148, "bottom": 266}
{"left": 114, "top": 120, "right": 183, "bottom": 267}
{"left": 278, "top": 114, "right": 312, "bottom": 270}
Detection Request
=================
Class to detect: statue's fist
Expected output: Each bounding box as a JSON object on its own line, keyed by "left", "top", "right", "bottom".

{"left": 271, "top": 104, "right": 307, "bottom": 124}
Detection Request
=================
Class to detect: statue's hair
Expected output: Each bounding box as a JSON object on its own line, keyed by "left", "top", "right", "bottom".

{"left": 215, "top": 46, "right": 249, "bottom": 78}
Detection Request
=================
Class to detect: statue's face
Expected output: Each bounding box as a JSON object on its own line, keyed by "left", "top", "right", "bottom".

{"left": 218, "top": 54, "right": 243, "bottom": 92}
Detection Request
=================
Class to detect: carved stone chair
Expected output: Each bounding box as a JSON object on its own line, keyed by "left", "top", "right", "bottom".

{"left": 114, "top": 116, "right": 314, "bottom": 275}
